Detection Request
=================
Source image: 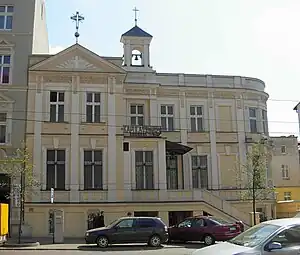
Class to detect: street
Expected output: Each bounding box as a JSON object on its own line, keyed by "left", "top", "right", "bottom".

{"left": 0, "top": 243, "right": 202, "bottom": 255}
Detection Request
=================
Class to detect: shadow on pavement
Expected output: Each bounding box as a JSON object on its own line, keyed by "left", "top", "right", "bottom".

{"left": 78, "top": 244, "right": 164, "bottom": 251}
{"left": 169, "top": 241, "right": 206, "bottom": 249}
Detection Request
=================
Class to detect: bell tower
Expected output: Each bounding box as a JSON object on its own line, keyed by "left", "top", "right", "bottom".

{"left": 120, "top": 8, "right": 153, "bottom": 71}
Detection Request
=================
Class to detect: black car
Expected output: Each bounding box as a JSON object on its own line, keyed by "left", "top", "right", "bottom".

{"left": 85, "top": 216, "right": 169, "bottom": 248}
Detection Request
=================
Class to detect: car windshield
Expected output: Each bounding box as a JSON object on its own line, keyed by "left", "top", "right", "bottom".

{"left": 106, "top": 219, "right": 119, "bottom": 228}
{"left": 228, "top": 223, "right": 281, "bottom": 248}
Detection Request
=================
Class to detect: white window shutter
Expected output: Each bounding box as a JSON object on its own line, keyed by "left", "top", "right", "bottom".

{"left": 44, "top": 91, "right": 50, "bottom": 121}
{"left": 81, "top": 92, "right": 86, "bottom": 123}
{"left": 64, "top": 91, "right": 69, "bottom": 122}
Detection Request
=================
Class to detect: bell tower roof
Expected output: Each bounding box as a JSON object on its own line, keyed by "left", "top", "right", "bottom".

{"left": 121, "top": 25, "right": 153, "bottom": 38}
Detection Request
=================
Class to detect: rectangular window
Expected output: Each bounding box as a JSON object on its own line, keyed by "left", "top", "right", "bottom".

{"left": 161, "top": 105, "right": 174, "bottom": 131}
{"left": 166, "top": 155, "right": 178, "bottom": 189}
{"left": 84, "top": 150, "right": 103, "bottom": 189}
{"left": 192, "top": 155, "right": 208, "bottom": 189}
{"left": 0, "top": 113, "right": 6, "bottom": 143}
{"left": 135, "top": 151, "right": 154, "bottom": 190}
{"left": 284, "top": 191, "right": 291, "bottom": 201}
{"left": 0, "top": 55, "right": 11, "bottom": 84}
{"left": 50, "top": 91, "right": 65, "bottom": 122}
{"left": 281, "top": 164, "right": 289, "bottom": 180}
{"left": 190, "top": 106, "right": 204, "bottom": 132}
{"left": 281, "top": 145, "right": 286, "bottom": 154}
{"left": 262, "top": 110, "right": 268, "bottom": 134}
{"left": 130, "top": 104, "right": 144, "bottom": 126}
{"left": 0, "top": 6, "right": 13, "bottom": 30}
{"left": 46, "top": 149, "right": 66, "bottom": 190}
{"left": 249, "top": 107, "right": 258, "bottom": 133}
{"left": 86, "top": 92, "right": 101, "bottom": 123}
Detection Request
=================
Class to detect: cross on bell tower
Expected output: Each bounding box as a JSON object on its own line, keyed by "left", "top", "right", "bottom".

{"left": 70, "top": 11, "right": 84, "bottom": 43}
{"left": 120, "top": 8, "right": 153, "bottom": 71}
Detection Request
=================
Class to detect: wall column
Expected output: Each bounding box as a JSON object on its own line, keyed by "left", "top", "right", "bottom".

{"left": 69, "top": 76, "right": 80, "bottom": 202}
{"left": 32, "top": 76, "right": 43, "bottom": 202}
{"left": 158, "top": 139, "right": 167, "bottom": 200}
{"left": 107, "top": 77, "right": 117, "bottom": 201}
{"left": 208, "top": 92, "right": 219, "bottom": 190}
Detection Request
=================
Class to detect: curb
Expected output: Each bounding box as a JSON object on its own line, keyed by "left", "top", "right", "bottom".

{"left": 3, "top": 242, "right": 40, "bottom": 248}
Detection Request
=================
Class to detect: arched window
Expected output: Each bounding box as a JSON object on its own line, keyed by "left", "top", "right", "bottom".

{"left": 131, "top": 50, "right": 142, "bottom": 66}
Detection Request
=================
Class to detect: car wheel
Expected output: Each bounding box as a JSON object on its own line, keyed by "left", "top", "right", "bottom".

{"left": 96, "top": 236, "right": 109, "bottom": 248}
{"left": 203, "top": 234, "right": 215, "bottom": 246}
{"left": 148, "top": 235, "right": 162, "bottom": 247}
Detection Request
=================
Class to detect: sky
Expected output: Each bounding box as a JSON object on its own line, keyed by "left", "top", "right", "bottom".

{"left": 45, "top": 0, "right": 300, "bottom": 137}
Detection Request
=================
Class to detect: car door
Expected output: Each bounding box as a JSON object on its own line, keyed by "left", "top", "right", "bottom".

{"left": 135, "top": 218, "right": 156, "bottom": 242}
{"left": 262, "top": 225, "right": 300, "bottom": 255}
{"left": 110, "top": 218, "right": 137, "bottom": 243}
{"left": 189, "top": 218, "right": 206, "bottom": 241}
{"left": 171, "top": 218, "right": 194, "bottom": 241}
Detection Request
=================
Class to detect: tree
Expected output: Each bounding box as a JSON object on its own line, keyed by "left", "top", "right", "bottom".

{"left": 236, "top": 139, "right": 275, "bottom": 226}
{"left": 0, "top": 145, "right": 39, "bottom": 244}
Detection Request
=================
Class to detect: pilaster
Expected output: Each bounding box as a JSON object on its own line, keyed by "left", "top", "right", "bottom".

{"left": 33, "top": 76, "right": 43, "bottom": 201}
{"left": 158, "top": 139, "right": 167, "bottom": 200}
{"left": 208, "top": 92, "right": 219, "bottom": 189}
{"left": 69, "top": 76, "right": 80, "bottom": 202}
{"left": 107, "top": 77, "right": 117, "bottom": 201}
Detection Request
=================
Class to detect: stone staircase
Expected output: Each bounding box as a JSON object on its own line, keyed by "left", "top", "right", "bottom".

{"left": 200, "top": 189, "right": 251, "bottom": 227}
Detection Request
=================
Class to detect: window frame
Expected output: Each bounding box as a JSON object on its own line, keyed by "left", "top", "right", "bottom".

{"left": 262, "top": 109, "right": 268, "bottom": 134}
{"left": 281, "top": 165, "right": 289, "bottom": 180}
{"left": 83, "top": 149, "right": 103, "bottom": 190}
{"left": 160, "top": 104, "right": 174, "bottom": 131}
{"left": 190, "top": 105, "right": 204, "bottom": 132}
{"left": 249, "top": 107, "right": 258, "bottom": 133}
{"left": 166, "top": 154, "right": 178, "bottom": 190}
{"left": 135, "top": 150, "right": 154, "bottom": 190}
{"left": 49, "top": 91, "right": 65, "bottom": 122}
{"left": 284, "top": 191, "right": 292, "bottom": 201}
{"left": 46, "top": 149, "right": 66, "bottom": 190}
{"left": 0, "top": 53, "right": 11, "bottom": 84}
{"left": 191, "top": 155, "right": 208, "bottom": 189}
{"left": 281, "top": 145, "right": 286, "bottom": 154}
{"left": 130, "top": 104, "right": 144, "bottom": 126}
{"left": 0, "top": 5, "right": 13, "bottom": 31}
{"left": 86, "top": 92, "right": 101, "bottom": 123}
{"left": 0, "top": 112, "right": 7, "bottom": 144}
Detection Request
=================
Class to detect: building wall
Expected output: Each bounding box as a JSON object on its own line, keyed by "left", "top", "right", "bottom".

{"left": 24, "top": 41, "right": 270, "bottom": 236}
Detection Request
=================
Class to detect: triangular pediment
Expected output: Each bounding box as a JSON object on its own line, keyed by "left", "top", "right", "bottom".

{"left": 29, "top": 44, "right": 126, "bottom": 74}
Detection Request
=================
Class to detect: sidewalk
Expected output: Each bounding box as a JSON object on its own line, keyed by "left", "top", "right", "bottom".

{"left": 1, "top": 237, "right": 87, "bottom": 250}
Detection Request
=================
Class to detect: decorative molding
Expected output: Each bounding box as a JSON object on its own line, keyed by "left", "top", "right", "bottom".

{"left": 208, "top": 92, "right": 214, "bottom": 108}
{"left": 179, "top": 92, "right": 185, "bottom": 108}
{"left": 90, "top": 138, "right": 96, "bottom": 149}
{"left": 53, "top": 137, "right": 59, "bottom": 149}
{"left": 43, "top": 75, "right": 72, "bottom": 83}
{"left": 196, "top": 146, "right": 202, "bottom": 154}
{"left": 56, "top": 56, "right": 100, "bottom": 70}
{"left": 225, "top": 146, "right": 231, "bottom": 155}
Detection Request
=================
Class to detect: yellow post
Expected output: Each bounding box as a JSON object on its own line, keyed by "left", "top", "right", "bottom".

{"left": 0, "top": 203, "right": 9, "bottom": 238}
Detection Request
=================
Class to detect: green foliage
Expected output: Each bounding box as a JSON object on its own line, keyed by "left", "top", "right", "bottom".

{"left": 0, "top": 146, "right": 40, "bottom": 196}
{"left": 237, "top": 141, "right": 275, "bottom": 201}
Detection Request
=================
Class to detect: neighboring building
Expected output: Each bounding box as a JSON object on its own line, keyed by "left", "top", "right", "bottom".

{"left": 0, "top": 0, "right": 49, "bottom": 235}
{"left": 271, "top": 136, "right": 300, "bottom": 218}
{"left": 293, "top": 103, "right": 300, "bottom": 135}
{"left": 25, "top": 24, "right": 273, "bottom": 237}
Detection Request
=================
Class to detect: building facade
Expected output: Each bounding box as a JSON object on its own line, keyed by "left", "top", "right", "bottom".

{"left": 25, "top": 25, "right": 273, "bottom": 237}
{"left": 271, "top": 136, "right": 300, "bottom": 218}
{"left": 0, "top": 0, "right": 49, "bottom": 234}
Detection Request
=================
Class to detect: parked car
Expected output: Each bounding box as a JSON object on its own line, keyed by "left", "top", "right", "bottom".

{"left": 85, "top": 216, "right": 168, "bottom": 248}
{"left": 192, "top": 217, "right": 300, "bottom": 255}
{"left": 168, "top": 216, "right": 241, "bottom": 245}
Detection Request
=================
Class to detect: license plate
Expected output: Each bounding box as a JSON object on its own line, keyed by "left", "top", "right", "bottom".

{"left": 230, "top": 227, "right": 236, "bottom": 231}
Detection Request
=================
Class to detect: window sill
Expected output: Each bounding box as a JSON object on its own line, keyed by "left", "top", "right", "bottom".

{"left": 79, "top": 189, "right": 107, "bottom": 191}
{"left": 44, "top": 121, "right": 69, "bottom": 124}
{"left": 41, "top": 189, "right": 70, "bottom": 191}
{"left": 81, "top": 122, "right": 106, "bottom": 125}
{"left": 282, "top": 178, "right": 290, "bottom": 180}
{"left": 161, "top": 130, "right": 180, "bottom": 132}
{"left": 131, "top": 189, "right": 159, "bottom": 191}
{"left": 188, "top": 131, "right": 207, "bottom": 133}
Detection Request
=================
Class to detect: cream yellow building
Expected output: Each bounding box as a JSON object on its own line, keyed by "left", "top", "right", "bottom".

{"left": 24, "top": 24, "right": 274, "bottom": 237}
{"left": 271, "top": 136, "right": 300, "bottom": 218}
